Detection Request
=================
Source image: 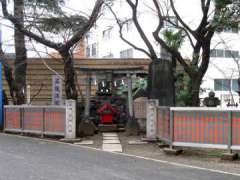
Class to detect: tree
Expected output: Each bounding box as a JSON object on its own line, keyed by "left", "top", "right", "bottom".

{"left": 110, "top": 0, "right": 238, "bottom": 106}
{"left": 0, "top": 0, "right": 27, "bottom": 105}
{"left": 109, "top": 0, "right": 175, "bottom": 106}
{"left": 1, "top": 0, "right": 106, "bottom": 100}
{"left": 0, "top": 0, "right": 67, "bottom": 104}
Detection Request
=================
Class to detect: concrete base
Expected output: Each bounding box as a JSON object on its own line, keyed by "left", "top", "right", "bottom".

{"left": 98, "top": 124, "right": 118, "bottom": 132}
{"left": 60, "top": 138, "right": 82, "bottom": 143}
{"left": 158, "top": 142, "right": 169, "bottom": 149}
{"left": 103, "top": 136, "right": 119, "bottom": 140}
{"left": 102, "top": 143, "right": 123, "bottom": 152}
{"left": 102, "top": 133, "right": 118, "bottom": 137}
{"left": 221, "top": 153, "right": 238, "bottom": 161}
{"left": 163, "top": 148, "right": 183, "bottom": 155}
{"left": 128, "top": 140, "right": 148, "bottom": 145}
{"left": 141, "top": 137, "right": 158, "bottom": 142}
{"left": 103, "top": 139, "right": 121, "bottom": 144}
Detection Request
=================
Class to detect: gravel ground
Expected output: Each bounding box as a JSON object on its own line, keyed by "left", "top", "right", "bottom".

{"left": 78, "top": 132, "right": 240, "bottom": 174}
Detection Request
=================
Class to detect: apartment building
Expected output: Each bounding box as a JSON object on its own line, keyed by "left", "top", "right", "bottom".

{"left": 85, "top": 0, "right": 240, "bottom": 106}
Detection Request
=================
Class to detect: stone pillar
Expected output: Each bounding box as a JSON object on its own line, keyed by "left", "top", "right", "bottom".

{"left": 84, "top": 73, "right": 91, "bottom": 119}
{"left": 65, "top": 100, "right": 76, "bottom": 139}
{"left": 146, "top": 99, "right": 158, "bottom": 140}
{"left": 127, "top": 74, "right": 133, "bottom": 118}
{"left": 27, "top": 85, "right": 31, "bottom": 105}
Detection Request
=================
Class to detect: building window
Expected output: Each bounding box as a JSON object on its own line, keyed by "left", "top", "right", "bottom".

{"left": 92, "top": 43, "right": 97, "bottom": 57}
{"left": 214, "top": 79, "right": 239, "bottom": 91}
{"left": 103, "top": 27, "right": 113, "bottom": 40}
{"left": 86, "top": 43, "right": 97, "bottom": 57}
{"left": 225, "top": 50, "right": 239, "bottom": 58}
{"left": 86, "top": 45, "right": 91, "bottom": 57}
{"left": 232, "top": 79, "right": 239, "bottom": 92}
{"left": 223, "top": 24, "right": 238, "bottom": 33}
{"left": 210, "top": 49, "right": 216, "bottom": 57}
{"left": 216, "top": 49, "right": 224, "bottom": 57}
{"left": 120, "top": 48, "right": 133, "bottom": 58}
{"left": 123, "top": 19, "right": 133, "bottom": 32}
{"left": 210, "top": 49, "right": 239, "bottom": 58}
{"left": 214, "top": 79, "right": 231, "bottom": 91}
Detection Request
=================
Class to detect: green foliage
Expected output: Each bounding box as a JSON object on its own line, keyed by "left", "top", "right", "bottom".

{"left": 212, "top": 0, "right": 240, "bottom": 31}
{"left": 214, "top": 0, "right": 232, "bottom": 8}
{"left": 175, "top": 72, "right": 191, "bottom": 106}
{"left": 38, "top": 15, "right": 88, "bottom": 34}
{"left": 163, "top": 29, "right": 185, "bottom": 51}
{"left": 25, "top": 0, "right": 65, "bottom": 14}
{"left": 24, "top": 0, "right": 88, "bottom": 34}
{"left": 116, "top": 78, "right": 147, "bottom": 99}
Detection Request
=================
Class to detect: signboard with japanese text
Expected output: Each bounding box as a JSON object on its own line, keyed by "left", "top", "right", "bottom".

{"left": 146, "top": 99, "right": 158, "bottom": 140}
{"left": 52, "top": 75, "right": 63, "bottom": 105}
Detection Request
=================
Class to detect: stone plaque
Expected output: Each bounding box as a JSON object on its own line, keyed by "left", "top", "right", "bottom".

{"left": 146, "top": 99, "right": 158, "bottom": 139}
{"left": 65, "top": 100, "right": 76, "bottom": 139}
{"left": 52, "top": 75, "right": 63, "bottom": 105}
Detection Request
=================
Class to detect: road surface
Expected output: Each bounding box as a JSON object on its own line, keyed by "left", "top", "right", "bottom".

{"left": 0, "top": 133, "right": 239, "bottom": 180}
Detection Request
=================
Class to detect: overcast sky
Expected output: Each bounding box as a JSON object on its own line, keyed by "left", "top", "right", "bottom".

{"left": 0, "top": 0, "right": 96, "bottom": 56}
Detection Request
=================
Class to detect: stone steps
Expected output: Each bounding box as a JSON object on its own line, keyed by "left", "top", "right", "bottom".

{"left": 101, "top": 132, "right": 122, "bottom": 152}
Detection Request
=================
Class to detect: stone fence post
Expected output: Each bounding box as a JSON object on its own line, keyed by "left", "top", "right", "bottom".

{"left": 146, "top": 99, "right": 159, "bottom": 140}
{"left": 65, "top": 100, "right": 76, "bottom": 139}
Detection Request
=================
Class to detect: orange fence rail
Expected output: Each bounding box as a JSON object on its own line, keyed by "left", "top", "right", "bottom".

{"left": 155, "top": 107, "right": 240, "bottom": 151}
{"left": 4, "top": 105, "right": 65, "bottom": 136}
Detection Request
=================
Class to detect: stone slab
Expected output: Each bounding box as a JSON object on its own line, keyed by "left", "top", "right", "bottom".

{"left": 103, "top": 136, "right": 119, "bottom": 140}
{"left": 102, "top": 133, "right": 118, "bottom": 137}
{"left": 60, "top": 138, "right": 81, "bottom": 143}
{"left": 158, "top": 142, "right": 169, "bottom": 148}
{"left": 221, "top": 153, "right": 238, "bottom": 161}
{"left": 103, "top": 139, "right": 121, "bottom": 144}
{"left": 141, "top": 137, "right": 158, "bottom": 142}
{"left": 74, "top": 140, "right": 94, "bottom": 145}
{"left": 128, "top": 140, "right": 148, "bottom": 145}
{"left": 163, "top": 148, "right": 183, "bottom": 155}
{"left": 98, "top": 124, "right": 118, "bottom": 132}
{"left": 102, "top": 144, "right": 123, "bottom": 152}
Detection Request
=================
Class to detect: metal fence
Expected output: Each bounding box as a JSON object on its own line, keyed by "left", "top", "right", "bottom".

{"left": 4, "top": 105, "right": 66, "bottom": 136}
{"left": 154, "top": 106, "right": 240, "bottom": 151}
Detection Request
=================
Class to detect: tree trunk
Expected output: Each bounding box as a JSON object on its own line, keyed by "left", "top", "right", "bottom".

{"left": 60, "top": 51, "right": 78, "bottom": 100}
{"left": 14, "top": 0, "right": 27, "bottom": 104}
{"left": 147, "top": 59, "right": 175, "bottom": 106}
{"left": 187, "top": 75, "right": 201, "bottom": 106}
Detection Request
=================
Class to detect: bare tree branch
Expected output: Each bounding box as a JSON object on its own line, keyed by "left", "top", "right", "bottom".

{"left": 169, "top": 0, "right": 196, "bottom": 38}
{"left": 126, "top": 0, "right": 158, "bottom": 59}
{"left": 107, "top": 4, "right": 152, "bottom": 58}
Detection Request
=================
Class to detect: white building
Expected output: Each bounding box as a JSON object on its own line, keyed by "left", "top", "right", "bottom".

{"left": 85, "top": 0, "right": 240, "bottom": 107}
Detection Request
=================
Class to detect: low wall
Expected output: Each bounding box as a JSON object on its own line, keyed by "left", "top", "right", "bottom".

{"left": 170, "top": 107, "right": 240, "bottom": 150}
{"left": 4, "top": 105, "right": 66, "bottom": 136}
{"left": 144, "top": 100, "right": 240, "bottom": 151}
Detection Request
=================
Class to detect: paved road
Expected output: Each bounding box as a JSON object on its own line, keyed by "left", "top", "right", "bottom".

{"left": 0, "top": 133, "right": 239, "bottom": 180}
